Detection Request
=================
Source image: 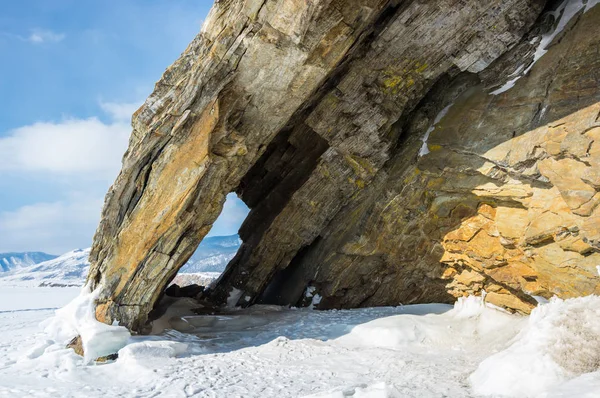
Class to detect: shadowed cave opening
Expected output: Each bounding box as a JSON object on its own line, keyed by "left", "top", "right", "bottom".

{"left": 165, "top": 121, "right": 330, "bottom": 307}
{"left": 165, "top": 193, "right": 248, "bottom": 298}
{"left": 210, "top": 123, "right": 331, "bottom": 308}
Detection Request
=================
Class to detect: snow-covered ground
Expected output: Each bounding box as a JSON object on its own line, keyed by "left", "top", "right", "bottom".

{"left": 0, "top": 287, "right": 80, "bottom": 312}
{"left": 0, "top": 287, "right": 599, "bottom": 397}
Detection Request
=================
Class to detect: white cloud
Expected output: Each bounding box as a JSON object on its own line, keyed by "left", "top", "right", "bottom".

{"left": 0, "top": 195, "right": 103, "bottom": 254}
{"left": 0, "top": 100, "right": 248, "bottom": 254}
{"left": 0, "top": 102, "right": 136, "bottom": 254}
{"left": 27, "top": 28, "right": 65, "bottom": 44}
{"left": 0, "top": 108, "right": 132, "bottom": 179}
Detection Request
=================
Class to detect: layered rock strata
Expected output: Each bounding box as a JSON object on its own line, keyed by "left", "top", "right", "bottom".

{"left": 88, "top": 0, "right": 600, "bottom": 332}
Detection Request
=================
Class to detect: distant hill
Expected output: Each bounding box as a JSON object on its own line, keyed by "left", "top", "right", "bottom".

{"left": 0, "top": 252, "right": 57, "bottom": 272}
{"left": 0, "top": 235, "right": 241, "bottom": 287}
{"left": 180, "top": 234, "right": 241, "bottom": 273}
{"left": 0, "top": 249, "right": 90, "bottom": 287}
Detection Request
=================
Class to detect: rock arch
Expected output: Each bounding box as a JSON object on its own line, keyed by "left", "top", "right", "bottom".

{"left": 88, "top": 0, "right": 600, "bottom": 332}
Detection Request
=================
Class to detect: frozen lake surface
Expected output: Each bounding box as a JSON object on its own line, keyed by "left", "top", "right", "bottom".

{"left": 0, "top": 287, "right": 599, "bottom": 397}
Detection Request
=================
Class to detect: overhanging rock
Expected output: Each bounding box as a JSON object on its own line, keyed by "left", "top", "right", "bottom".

{"left": 88, "top": 0, "right": 600, "bottom": 332}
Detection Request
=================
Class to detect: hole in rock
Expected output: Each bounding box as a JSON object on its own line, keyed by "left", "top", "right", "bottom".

{"left": 165, "top": 193, "right": 248, "bottom": 298}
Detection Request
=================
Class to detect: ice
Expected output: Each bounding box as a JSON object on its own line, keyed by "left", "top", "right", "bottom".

{"left": 586, "top": 0, "right": 600, "bottom": 11}
{"left": 0, "top": 286, "right": 79, "bottom": 312}
{"left": 2, "top": 286, "right": 600, "bottom": 397}
{"left": 226, "top": 287, "right": 243, "bottom": 308}
{"left": 118, "top": 341, "right": 188, "bottom": 362}
{"left": 310, "top": 293, "right": 322, "bottom": 309}
{"left": 43, "top": 283, "right": 130, "bottom": 363}
{"left": 305, "top": 286, "right": 323, "bottom": 309}
{"left": 470, "top": 295, "right": 600, "bottom": 397}
{"left": 305, "top": 285, "right": 317, "bottom": 298}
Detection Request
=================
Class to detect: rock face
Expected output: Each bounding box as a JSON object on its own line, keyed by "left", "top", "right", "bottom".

{"left": 89, "top": 0, "right": 600, "bottom": 332}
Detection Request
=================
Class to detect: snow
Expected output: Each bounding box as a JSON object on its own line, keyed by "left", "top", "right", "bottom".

{"left": 118, "top": 341, "right": 188, "bottom": 362}
{"left": 226, "top": 287, "right": 243, "bottom": 308}
{"left": 1, "top": 287, "right": 600, "bottom": 397}
{"left": 0, "top": 252, "right": 57, "bottom": 273}
{"left": 491, "top": 0, "right": 596, "bottom": 96}
{"left": 170, "top": 271, "right": 222, "bottom": 288}
{"left": 180, "top": 234, "right": 241, "bottom": 273}
{"left": 43, "top": 284, "right": 130, "bottom": 363}
{"left": 490, "top": 76, "right": 520, "bottom": 95}
{"left": 0, "top": 236, "right": 240, "bottom": 289}
{"left": 303, "top": 382, "right": 402, "bottom": 398}
{"left": 0, "top": 249, "right": 90, "bottom": 288}
{"left": 419, "top": 103, "right": 453, "bottom": 156}
{"left": 337, "top": 295, "right": 521, "bottom": 351}
{"left": 0, "top": 245, "right": 238, "bottom": 290}
{"left": 310, "top": 294, "right": 322, "bottom": 309}
{"left": 470, "top": 295, "right": 600, "bottom": 397}
{"left": 305, "top": 286, "right": 323, "bottom": 309}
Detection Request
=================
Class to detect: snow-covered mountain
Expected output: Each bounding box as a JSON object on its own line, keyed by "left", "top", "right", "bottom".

{"left": 0, "top": 235, "right": 241, "bottom": 287}
{"left": 180, "top": 234, "right": 241, "bottom": 273}
{"left": 0, "top": 252, "right": 57, "bottom": 272}
{"left": 0, "top": 249, "right": 90, "bottom": 287}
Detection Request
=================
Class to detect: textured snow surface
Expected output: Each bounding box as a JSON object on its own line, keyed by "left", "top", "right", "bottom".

{"left": 470, "top": 295, "right": 600, "bottom": 397}
{"left": 1, "top": 289, "right": 600, "bottom": 397}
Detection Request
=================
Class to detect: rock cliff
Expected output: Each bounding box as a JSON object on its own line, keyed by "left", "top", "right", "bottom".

{"left": 88, "top": 0, "right": 600, "bottom": 332}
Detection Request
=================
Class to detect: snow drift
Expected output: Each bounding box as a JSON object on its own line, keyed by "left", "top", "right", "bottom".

{"left": 43, "top": 284, "right": 130, "bottom": 363}
{"left": 470, "top": 295, "right": 600, "bottom": 397}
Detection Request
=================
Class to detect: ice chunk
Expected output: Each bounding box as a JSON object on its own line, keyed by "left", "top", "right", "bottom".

{"left": 450, "top": 294, "right": 486, "bottom": 318}
{"left": 310, "top": 294, "right": 322, "bottom": 309}
{"left": 226, "top": 287, "right": 243, "bottom": 308}
{"left": 490, "top": 76, "right": 520, "bottom": 95}
{"left": 305, "top": 285, "right": 317, "bottom": 298}
{"left": 118, "top": 341, "right": 187, "bottom": 362}
{"left": 305, "top": 286, "right": 322, "bottom": 309}
{"left": 44, "top": 283, "right": 130, "bottom": 363}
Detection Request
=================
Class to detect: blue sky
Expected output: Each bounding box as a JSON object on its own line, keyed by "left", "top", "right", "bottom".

{"left": 0, "top": 1, "right": 249, "bottom": 254}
